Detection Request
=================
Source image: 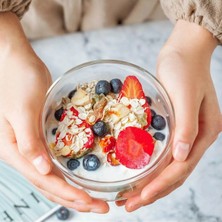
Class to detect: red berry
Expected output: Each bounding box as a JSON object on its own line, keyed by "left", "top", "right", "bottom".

{"left": 116, "top": 127, "right": 154, "bottom": 169}
{"left": 118, "top": 75, "right": 152, "bottom": 128}
{"left": 70, "top": 106, "right": 79, "bottom": 116}
{"left": 119, "top": 76, "right": 145, "bottom": 100}
{"left": 60, "top": 111, "right": 67, "bottom": 121}
{"left": 99, "top": 136, "right": 116, "bottom": 153}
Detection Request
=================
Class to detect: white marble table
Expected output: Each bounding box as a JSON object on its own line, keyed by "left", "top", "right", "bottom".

{"left": 31, "top": 20, "right": 222, "bottom": 222}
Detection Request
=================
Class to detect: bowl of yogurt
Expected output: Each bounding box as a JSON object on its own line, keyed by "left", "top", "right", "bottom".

{"left": 41, "top": 60, "right": 175, "bottom": 201}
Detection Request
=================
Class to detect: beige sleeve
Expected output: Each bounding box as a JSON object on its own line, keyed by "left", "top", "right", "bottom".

{"left": 160, "top": 0, "right": 222, "bottom": 43}
{"left": 0, "top": 0, "right": 31, "bottom": 19}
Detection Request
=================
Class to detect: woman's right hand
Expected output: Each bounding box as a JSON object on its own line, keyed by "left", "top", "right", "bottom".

{"left": 0, "top": 11, "right": 109, "bottom": 213}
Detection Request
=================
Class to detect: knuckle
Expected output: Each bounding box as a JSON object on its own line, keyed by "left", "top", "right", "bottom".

{"left": 176, "top": 179, "right": 185, "bottom": 188}
{"left": 182, "top": 162, "right": 194, "bottom": 177}
{"left": 18, "top": 138, "right": 39, "bottom": 158}
{"left": 177, "top": 125, "right": 198, "bottom": 143}
{"left": 44, "top": 194, "right": 57, "bottom": 204}
{"left": 32, "top": 179, "right": 44, "bottom": 190}
{"left": 208, "top": 119, "right": 222, "bottom": 142}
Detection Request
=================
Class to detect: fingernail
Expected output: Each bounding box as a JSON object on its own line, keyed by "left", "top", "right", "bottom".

{"left": 33, "top": 156, "right": 51, "bottom": 174}
{"left": 90, "top": 208, "right": 104, "bottom": 213}
{"left": 173, "top": 142, "right": 190, "bottom": 161}
{"left": 128, "top": 203, "right": 141, "bottom": 211}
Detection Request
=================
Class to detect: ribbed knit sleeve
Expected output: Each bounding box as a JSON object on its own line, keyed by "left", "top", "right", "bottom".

{"left": 0, "top": 0, "right": 31, "bottom": 19}
{"left": 160, "top": 0, "right": 222, "bottom": 43}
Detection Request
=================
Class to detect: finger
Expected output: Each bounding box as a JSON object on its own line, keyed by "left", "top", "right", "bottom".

{"left": 171, "top": 85, "right": 202, "bottom": 161}
{"left": 125, "top": 195, "right": 142, "bottom": 212}
{"left": 15, "top": 114, "right": 51, "bottom": 174}
{"left": 7, "top": 142, "right": 93, "bottom": 204}
{"left": 5, "top": 67, "right": 52, "bottom": 174}
{"left": 39, "top": 189, "right": 109, "bottom": 214}
{"left": 115, "top": 199, "right": 127, "bottom": 207}
{"left": 147, "top": 179, "right": 185, "bottom": 203}
{"left": 8, "top": 101, "right": 52, "bottom": 175}
{"left": 157, "top": 68, "right": 202, "bottom": 162}
{"left": 29, "top": 166, "right": 93, "bottom": 204}
{"left": 140, "top": 120, "right": 214, "bottom": 203}
{"left": 125, "top": 179, "right": 184, "bottom": 212}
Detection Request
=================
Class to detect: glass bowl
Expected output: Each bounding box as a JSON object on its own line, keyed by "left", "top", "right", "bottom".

{"left": 41, "top": 60, "right": 175, "bottom": 201}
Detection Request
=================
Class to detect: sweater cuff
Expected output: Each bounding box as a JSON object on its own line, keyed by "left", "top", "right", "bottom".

{"left": 0, "top": 0, "right": 31, "bottom": 19}
{"left": 160, "top": 0, "right": 222, "bottom": 44}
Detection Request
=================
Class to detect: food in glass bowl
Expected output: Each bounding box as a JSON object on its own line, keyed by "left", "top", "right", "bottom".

{"left": 42, "top": 60, "right": 174, "bottom": 201}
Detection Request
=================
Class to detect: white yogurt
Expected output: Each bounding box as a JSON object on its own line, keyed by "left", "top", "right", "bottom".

{"left": 46, "top": 100, "right": 169, "bottom": 182}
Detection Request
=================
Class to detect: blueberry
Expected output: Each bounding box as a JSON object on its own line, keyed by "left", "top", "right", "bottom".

{"left": 54, "top": 107, "right": 64, "bottom": 121}
{"left": 153, "top": 132, "right": 165, "bottom": 141}
{"left": 151, "top": 115, "right": 166, "bottom": 130}
{"left": 92, "top": 121, "right": 109, "bottom": 137}
{"left": 95, "top": 80, "right": 111, "bottom": 95}
{"left": 110, "top": 78, "right": 122, "bottom": 93}
{"left": 68, "top": 89, "right": 76, "bottom": 99}
{"left": 67, "top": 159, "right": 80, "bottom": 170}
{"left": 83, "top": 154, "right": 101, "bottom": 171}
{"left": 56, "top": 207, "right": 70, "bottom": 220}
{"left": 145, "top": 96, "right": 152, "bottom": 106}
{"left": 52, "top": 127, "right": 57, "bottom": 135}
{"left": 151, "top": 109, "right": 156, "bottom": 118}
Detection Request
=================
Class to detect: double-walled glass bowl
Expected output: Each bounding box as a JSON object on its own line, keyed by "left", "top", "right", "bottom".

{"left": 41, "top": 60, "right": 175, "bottom": 201}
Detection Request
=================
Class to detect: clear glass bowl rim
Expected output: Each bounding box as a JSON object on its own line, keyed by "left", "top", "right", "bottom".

{"left": 42, "top": 59, "right": 175, "bottom": 187}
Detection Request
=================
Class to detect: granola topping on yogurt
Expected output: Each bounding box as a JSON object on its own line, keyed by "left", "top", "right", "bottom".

{"left": 48, "top": 75, "right": 168, "bottom": 175}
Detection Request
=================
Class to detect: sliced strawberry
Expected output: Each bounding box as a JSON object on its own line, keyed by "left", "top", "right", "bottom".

{"left": 60, "top": 110, "right": 67, "bottom": 121}
{"left": 119, "top": 76, "right": 145, "bottom": 99}
{"left": 70, "top": 106, "right": 79, "bottom": 116}
{"left": 107, "top": 151, "right": 120, "bottom": 166}
{"left": 116, "top": 126, "right": 154, "bottom": 169}
{"left": 99, "top": 136, "right": 116, "bottom": 153}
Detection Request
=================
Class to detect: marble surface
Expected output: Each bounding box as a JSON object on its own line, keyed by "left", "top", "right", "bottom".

{"left": 31, "top": 20, "right": 222, "bottom": 222}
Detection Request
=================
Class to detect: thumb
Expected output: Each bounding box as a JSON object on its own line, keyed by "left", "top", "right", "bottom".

{"left": 171, "top": 91, "right": 201, "bottom": 161}
{"left": 10, "top": 106, "right": 52, "bottom": 175}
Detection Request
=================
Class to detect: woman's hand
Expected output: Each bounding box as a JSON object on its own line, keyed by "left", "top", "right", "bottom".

{"left": 117, "top": 20, "right": 222, "bottom": 212}
{"left": 0, "top": 12, "right": 109, "bottom": 213}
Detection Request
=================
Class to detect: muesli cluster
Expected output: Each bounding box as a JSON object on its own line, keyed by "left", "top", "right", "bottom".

{"left": 49, "top": 75, "right": 166, "bottom": 171}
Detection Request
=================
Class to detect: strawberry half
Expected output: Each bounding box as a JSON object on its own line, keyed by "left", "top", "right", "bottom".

{"left": 116, "top": 127, "right": 154, "bottom": 169}
{"left": 119, "top": 75, "right": 152, "bottom": 128}
{"left": 119, "top": 76, "right": 145, "bottom": 99}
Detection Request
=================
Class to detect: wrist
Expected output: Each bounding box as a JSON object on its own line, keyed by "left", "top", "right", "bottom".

{"left": 165, "top": 20, "right": 218, "bottom": 60}
{"left": 0, "top": 12, "right": 33, "bottom": 57}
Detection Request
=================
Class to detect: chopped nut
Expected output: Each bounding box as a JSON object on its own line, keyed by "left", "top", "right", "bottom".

{"left": 57, "top": 141, "right": 65, "bottom": 149}
{"left": 88, "top": 115, "right": 96, "bottom": 123}
{"left": 120, "top": 97, "right": 130, "bottom": 106}
{"left": 71, "top": 88, "right": 90, "bottom": 106}
{"left": 139, "top": 98, "right": 146, "bottom": 106}
{"left": 130, "top": 99, "right": 139, "bottom": 108}
{"left": 78, "top": 113, "right": 87, "bottom": 120}
{"left": 61, "top": 146, "right": 71, "bottom": 156}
